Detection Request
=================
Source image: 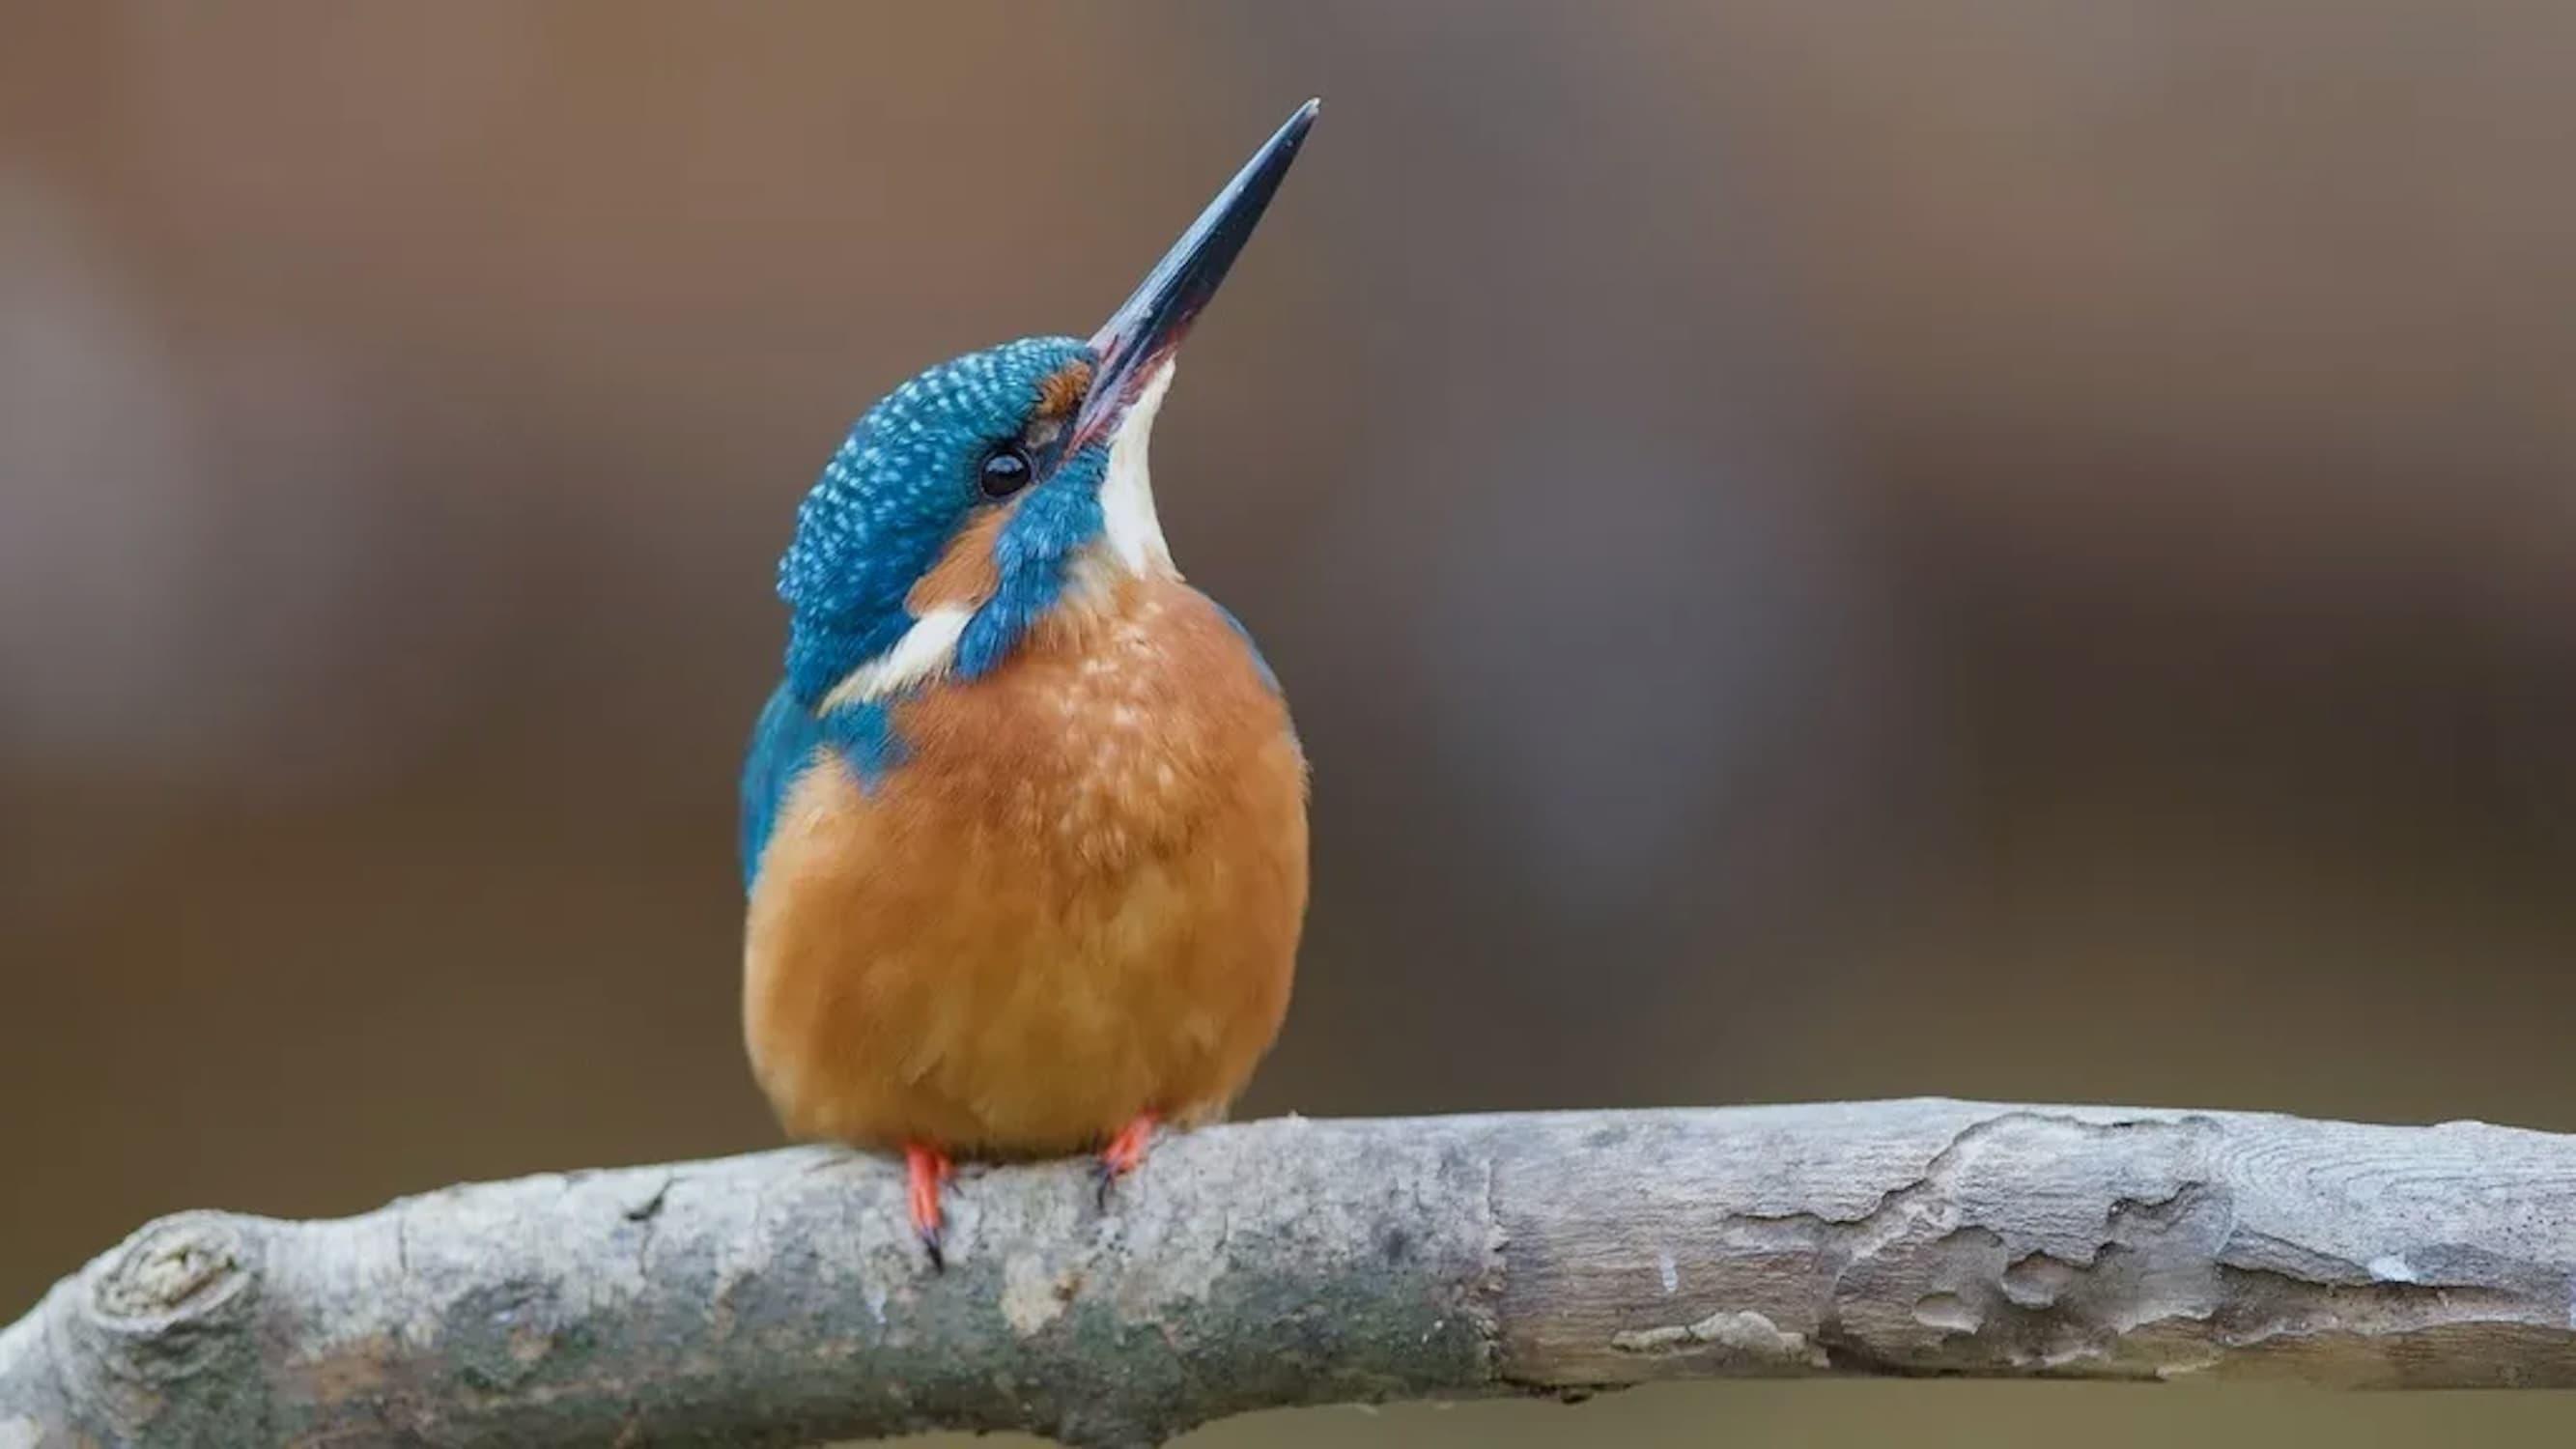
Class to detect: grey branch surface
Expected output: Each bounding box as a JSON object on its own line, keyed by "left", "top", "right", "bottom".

{"left": 10, "top": 1101, "right": 2576, "bottom": 1448}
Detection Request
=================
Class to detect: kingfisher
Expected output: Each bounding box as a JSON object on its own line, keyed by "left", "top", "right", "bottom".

{"left": 739, "top": 103, "right": 1317, "bottom": 1266}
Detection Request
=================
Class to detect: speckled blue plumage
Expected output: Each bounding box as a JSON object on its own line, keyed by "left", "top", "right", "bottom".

{"left": 777, "top": 335, "right": 1091, "bottom": 705}
{"left": 745, "top": 335, "right": 1104, "bottom": 889}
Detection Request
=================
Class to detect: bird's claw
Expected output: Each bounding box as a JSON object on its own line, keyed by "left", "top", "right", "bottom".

{"left": 905, "top": 1143, "right": 952, "bottom": 1272}
{"left": 1094, "top": 1113, "right": 1159, "bottom": 1208}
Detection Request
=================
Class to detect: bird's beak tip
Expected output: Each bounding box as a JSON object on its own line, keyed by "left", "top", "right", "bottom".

{"left": 1066, "top": 101, "right": 1319, "bottom": 453}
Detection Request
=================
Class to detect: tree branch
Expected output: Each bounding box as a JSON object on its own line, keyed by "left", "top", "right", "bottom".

{"left": 10, "top": 1100, "right": 2576, "bottom": 1446}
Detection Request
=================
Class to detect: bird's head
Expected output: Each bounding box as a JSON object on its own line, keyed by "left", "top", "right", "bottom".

{"left": 776, "top": 101, "right": 1316, "bottom": 710}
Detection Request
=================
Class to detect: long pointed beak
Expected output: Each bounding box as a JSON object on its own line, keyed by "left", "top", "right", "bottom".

{"left": 1062, "top": 99, "right": 1318, "bottom": 456}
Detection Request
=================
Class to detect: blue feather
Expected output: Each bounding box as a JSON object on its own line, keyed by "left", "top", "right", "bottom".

{"left": 738, "top": 684, "right": 817, "bottom": 890}
{"left": 738, "top": 683, "right": 905, "bottom": 891}
{"left": 1210, "top": 600, "right": 1283, "bottom": 696}
{"left": 818, "top": 699, "right": 906, "bottom": 785}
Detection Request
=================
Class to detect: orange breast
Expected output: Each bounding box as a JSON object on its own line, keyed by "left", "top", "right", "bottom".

{"left": 742, "top": 574, "right": 1307, "bottom": 1157}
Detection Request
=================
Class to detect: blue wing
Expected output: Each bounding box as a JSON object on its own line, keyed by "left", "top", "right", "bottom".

{"left": 1210, "top": 600, "right": 1283, "bottom": 696}
{"left": 739, "top": 682, "right": 910, "bottom": 892}
{"left": 739, "top": 683, "right": 822, "bottom": 892}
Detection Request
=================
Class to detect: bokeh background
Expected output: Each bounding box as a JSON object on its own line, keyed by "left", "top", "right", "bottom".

{"left": 8, "top": 2, "right": 2576, "bottom": 1443}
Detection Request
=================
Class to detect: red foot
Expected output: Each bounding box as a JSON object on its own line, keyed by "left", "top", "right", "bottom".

{"left": 1095, "top": 1113, "right": 1160, "bottom": 1206}
{"left": 905, "top": 1143, "right": 953, "bottom": 1270}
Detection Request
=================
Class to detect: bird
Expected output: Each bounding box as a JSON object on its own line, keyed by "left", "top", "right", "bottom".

{"left": 738, "top": 102, "right": 1318, "bottom": 1267}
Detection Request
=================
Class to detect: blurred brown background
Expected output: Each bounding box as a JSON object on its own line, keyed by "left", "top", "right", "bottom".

{"left": 6, "top": 1, "right": 2575, "bottom": 1442}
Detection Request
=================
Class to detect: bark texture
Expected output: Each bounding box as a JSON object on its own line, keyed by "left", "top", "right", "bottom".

{"left": 8, "top": 1101, "right": 2576, "bottom": 1447}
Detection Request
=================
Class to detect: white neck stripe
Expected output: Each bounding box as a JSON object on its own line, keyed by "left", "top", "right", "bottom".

{"left": 817, "top": 605, "right": 970, "bottom": 711}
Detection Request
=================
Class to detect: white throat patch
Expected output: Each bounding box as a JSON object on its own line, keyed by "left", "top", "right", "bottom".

{"left": 1097, "top": 361, "right": 1176, "bottom": 576}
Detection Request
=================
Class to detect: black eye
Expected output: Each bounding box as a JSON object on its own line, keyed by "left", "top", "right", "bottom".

{"left": 978, "top": 444, "right": 1033, "bottom": 499}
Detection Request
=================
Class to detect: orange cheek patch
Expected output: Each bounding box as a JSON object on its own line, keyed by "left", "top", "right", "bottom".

{"left": 906, "top": 506, "right": 1010, "bottom": 613}
{"left": 1034, "top": 359, "right": 1095, "bottom": 427}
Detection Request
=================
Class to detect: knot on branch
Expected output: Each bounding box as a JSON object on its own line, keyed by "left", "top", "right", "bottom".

{"left": 92, "top": 1214, "right": 252, "bottom": 1328}
{"left": 2, "top": 1212, "right": 278, "bottom": 1445}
